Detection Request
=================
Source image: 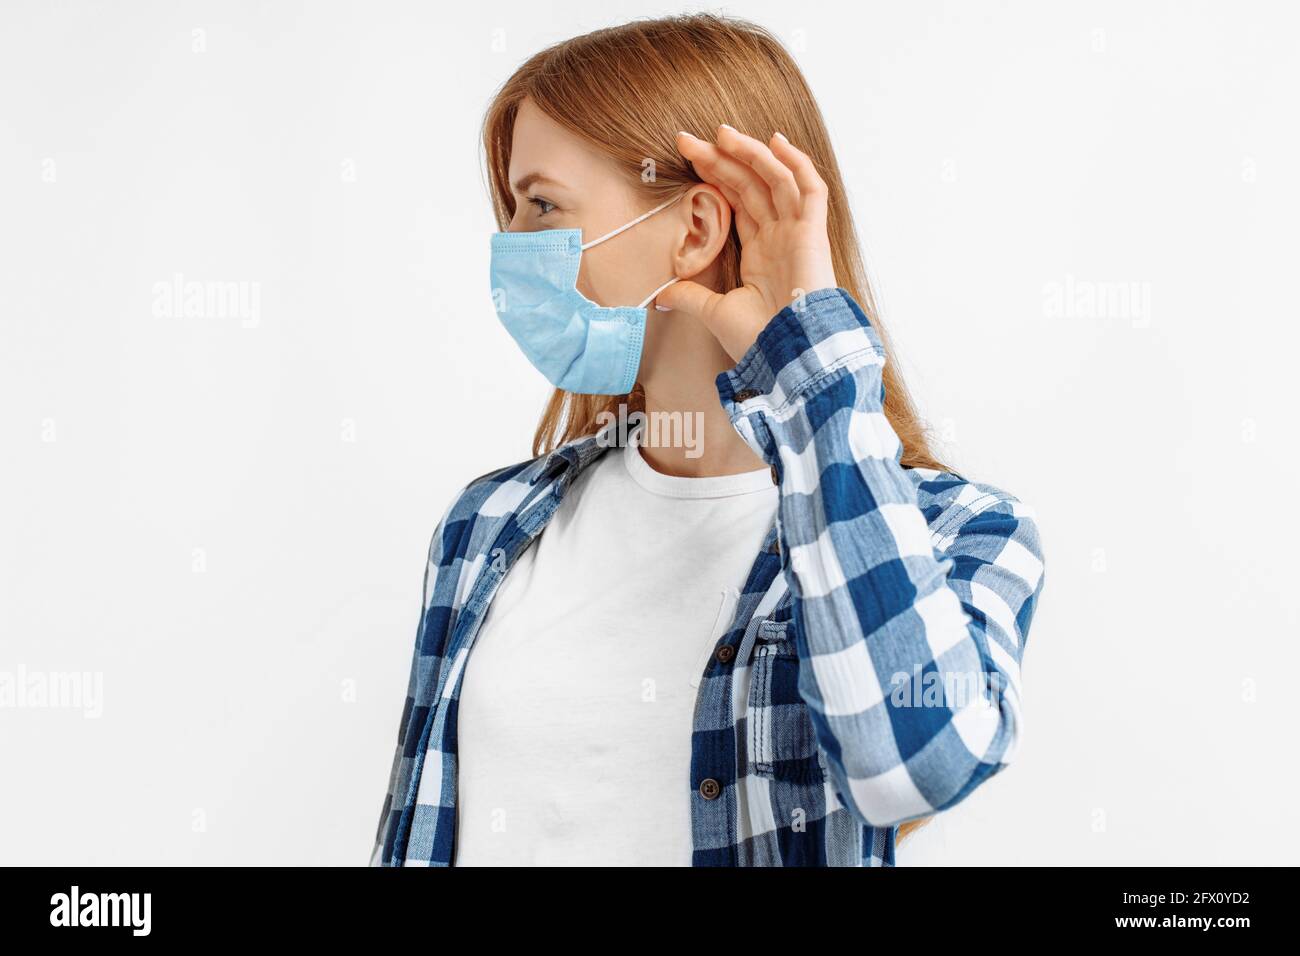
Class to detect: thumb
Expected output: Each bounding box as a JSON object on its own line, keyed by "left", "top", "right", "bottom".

{"left": 652, "top": 278, "right": 721, "bottom": 326}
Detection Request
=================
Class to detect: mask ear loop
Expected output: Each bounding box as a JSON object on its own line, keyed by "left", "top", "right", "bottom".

{"left": 579, "top": 191, "right": 685, "bottom": 250}
{"left": 638, "top": 276, "right": 680, "bottom": 311}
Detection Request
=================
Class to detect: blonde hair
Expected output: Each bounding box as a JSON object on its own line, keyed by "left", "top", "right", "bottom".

{"left": 482, "top": 13, "right": 950, "bottom": 845}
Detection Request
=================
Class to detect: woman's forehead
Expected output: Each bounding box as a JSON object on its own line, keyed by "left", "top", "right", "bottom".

{"left": 508, "top": 99, "right": 622, "bottom": 191}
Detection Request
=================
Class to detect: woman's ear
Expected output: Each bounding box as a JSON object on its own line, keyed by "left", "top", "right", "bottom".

{"left": 672, "top": 184, "right": 732, "bottom": 281}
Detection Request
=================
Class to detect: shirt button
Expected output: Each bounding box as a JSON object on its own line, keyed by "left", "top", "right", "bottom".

{"left": 769, "top": 464, "right": 779, "bottom": 485}
{"left": 699, "top": 778, "right": 722, "bottom": 800}
{"left": 715, "top": 645, "right": 735, "bottom": 664}
{"left": 768, "top": 537, "right": 780, "bottom": 555}
{"left": 733, "top": 388, "right": 760, "bottom": 402}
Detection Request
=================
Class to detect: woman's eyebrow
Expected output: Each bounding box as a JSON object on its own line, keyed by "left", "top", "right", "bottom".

{"left": 511, "top": 172, "right": 566, "bottom": 194}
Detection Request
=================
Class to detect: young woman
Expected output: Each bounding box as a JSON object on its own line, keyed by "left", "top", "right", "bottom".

{"left": 371, "top": 13, "right": 1046, "bottom": 867}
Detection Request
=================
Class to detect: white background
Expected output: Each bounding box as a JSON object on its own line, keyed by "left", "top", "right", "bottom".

{"left": 2, "top": 0, "right": 1296, "bottom": 865}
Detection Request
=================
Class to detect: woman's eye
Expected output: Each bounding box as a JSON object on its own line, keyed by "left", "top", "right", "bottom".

{"left": 527, "top": 196, "right": 556, "bottom": 216}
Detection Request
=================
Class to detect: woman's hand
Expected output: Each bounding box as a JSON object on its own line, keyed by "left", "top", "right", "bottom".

{"left": 656, "top": 124, "right": 838, "bottom": 363}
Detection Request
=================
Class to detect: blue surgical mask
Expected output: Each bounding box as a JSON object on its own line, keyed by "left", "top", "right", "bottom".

{"left": 489, "top": 192, "right": 683, "bottom": 395}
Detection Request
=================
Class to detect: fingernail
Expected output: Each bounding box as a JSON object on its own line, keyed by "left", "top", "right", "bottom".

{"left": 719, "top": 123, "right": 736, "bottom": 131}
{"left": 678, "top": 130, "right": 694, "bottom": 138}
{"left": 654, "top": 305, "right": 673, "bottom": 312}
{"left": 773, "top": 131, "right": 788, "bottom": 143}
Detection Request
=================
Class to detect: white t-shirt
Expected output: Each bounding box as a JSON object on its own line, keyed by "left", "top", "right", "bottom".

{"left": 452, "top": 435, "right": 778, "bottom": 866}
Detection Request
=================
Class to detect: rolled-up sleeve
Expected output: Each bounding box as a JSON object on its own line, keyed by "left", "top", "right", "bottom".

{"left": 717, "top": 287, "right": 1047, "bottom": 828}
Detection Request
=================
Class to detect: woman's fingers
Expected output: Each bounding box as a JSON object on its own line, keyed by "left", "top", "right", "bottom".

{"left": 653, "top": 276, "right": 719, "bottom": 321}
{"left": 677, "top": 130, "right": 777, "bottom": 223}
{"left": 679, "top": 126, "right": 824, "bottom": 224}
{"left": 711, "top": 179, "right": 759, "bottom": 240}
{"left": 676, "top": 133, "right": 759, "bottom": 240}
{"left": 716, "top": 125, "right": 801, "bottom": 220}
{"left": 654, "top": 279, "right": 767, "bottom": 363}
{"left": 767, "top": 132, "right": 828, "bottom": 219}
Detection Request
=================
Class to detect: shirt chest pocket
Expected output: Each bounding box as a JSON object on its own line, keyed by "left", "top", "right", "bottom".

{"left": 745, "top": 620, "right": 827, "bottom": 785}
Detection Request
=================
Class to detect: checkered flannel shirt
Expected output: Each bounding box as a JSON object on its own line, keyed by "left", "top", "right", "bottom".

{"left": 371, "top": 286, "right": 1046, "bottom": 866}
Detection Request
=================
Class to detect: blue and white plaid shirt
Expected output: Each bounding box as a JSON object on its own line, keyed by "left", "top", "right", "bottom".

{"left": 371, "top": 287, "right": 1046, "bottom": 867}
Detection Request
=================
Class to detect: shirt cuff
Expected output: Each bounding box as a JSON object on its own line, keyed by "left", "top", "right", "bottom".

{"left": 715, "top": 286, "right": 886, "bottom": 418}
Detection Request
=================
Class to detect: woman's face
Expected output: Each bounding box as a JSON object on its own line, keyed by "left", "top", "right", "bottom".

{"left": 506, "top": 97, "right": 680, "bottom": 323}
{"left": 504, "top": 97, "right": 731, "bottom": 397}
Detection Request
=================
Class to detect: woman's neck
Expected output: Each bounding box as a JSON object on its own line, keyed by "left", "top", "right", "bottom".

{"left": 637, "top": 374, "right": 768, "bottom": 480}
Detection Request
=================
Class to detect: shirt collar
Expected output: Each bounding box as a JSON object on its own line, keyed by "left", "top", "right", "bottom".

{"left": 530, "top": 413, "right": 623, "bottom": 486}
